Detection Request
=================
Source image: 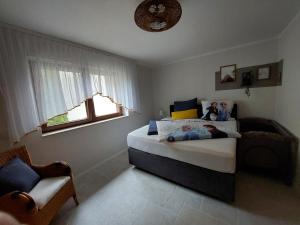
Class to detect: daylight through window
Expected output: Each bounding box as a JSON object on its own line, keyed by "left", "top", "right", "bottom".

{"left": 42, "top": 94, "right": 122, "bottom": 133}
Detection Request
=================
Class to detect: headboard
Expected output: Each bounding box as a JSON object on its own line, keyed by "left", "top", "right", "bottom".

{"left": 170, "top": 104, "right": 238, "bottom": 120}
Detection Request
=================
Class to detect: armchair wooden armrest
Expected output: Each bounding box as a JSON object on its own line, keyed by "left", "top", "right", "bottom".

{"left": 31, "top": 161, "right": 72, "bottom": 178}
{"left": 0, "top": 146, "right": 79, "bottom": 225}
{"left": 0, "top": 191, "right": 38, "bottom": 215}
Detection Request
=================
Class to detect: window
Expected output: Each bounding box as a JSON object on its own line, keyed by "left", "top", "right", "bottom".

{"left": 41, "top": 94, "right": 123, "bottom": 133}
{"left": 47, "top": 102, "right": 88, "bottom": 127}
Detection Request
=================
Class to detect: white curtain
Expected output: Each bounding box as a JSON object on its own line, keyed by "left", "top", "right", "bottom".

{"left": 0, "top": 25, "right": 140, "bottom": 143}
{"left": 30, "top": 60, "right": 87, "bottom": 122}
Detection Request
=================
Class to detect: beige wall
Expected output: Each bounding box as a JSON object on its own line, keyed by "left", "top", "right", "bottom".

{"left": 275, "top": 12, "right": 300, "bottom": 191}
{"left": 0, "top": 65, "right": 154, "bottom": 176}
{"left": 152, "top": 39, "right": 279, "bottom": 119}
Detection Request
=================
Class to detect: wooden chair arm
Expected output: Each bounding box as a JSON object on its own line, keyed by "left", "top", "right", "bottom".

{"left": 31, "top": 161, "right": 72, "bottom": 178}
{"left": 0, "top": 191, "right": 38, "bottom": 215}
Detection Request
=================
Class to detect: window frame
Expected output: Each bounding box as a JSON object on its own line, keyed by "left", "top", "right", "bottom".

{"left": 41, "top": 97, "right": 123, "bottom": 133}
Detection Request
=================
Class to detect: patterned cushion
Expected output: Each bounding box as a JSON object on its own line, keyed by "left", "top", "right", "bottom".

{"left": 201, "top": 100, "right": 234, "bottom": 121}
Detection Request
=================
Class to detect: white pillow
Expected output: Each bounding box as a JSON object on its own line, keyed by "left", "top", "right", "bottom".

{"left": 156, "top": 120, "right": 202, "bottom": 141}
{"left": 156, "top": 120, "right": 184, "bottom": 141}
{"left": 156, "top": 120, "right": 241, "bottom": 141}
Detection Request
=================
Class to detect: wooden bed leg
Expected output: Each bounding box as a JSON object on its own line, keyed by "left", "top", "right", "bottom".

{"left": 73, "top": 194, "right": 79, "bottom": 206}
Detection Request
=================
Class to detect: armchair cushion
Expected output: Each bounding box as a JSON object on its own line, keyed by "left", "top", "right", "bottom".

{"left": 0, "top": 157, "right": 40, "bottom": 196}
{"left": 28, "top": 176, "right": 70, "bottom": 209}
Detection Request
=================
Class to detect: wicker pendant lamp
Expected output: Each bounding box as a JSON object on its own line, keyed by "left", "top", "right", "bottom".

{"left": 134, "top": 0, "right": 182, "bottom": 32}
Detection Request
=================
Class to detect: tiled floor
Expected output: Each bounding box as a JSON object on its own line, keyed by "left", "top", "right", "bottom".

{"left": 51, "top": 151, "right": 300, "bottom": 225}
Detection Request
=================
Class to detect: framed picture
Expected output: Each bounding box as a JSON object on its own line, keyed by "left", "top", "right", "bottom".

{"left": 220, "top": 64, "right": 236, "bottom": 83}
{"left": 257, "top": 66, "right": 271, "bottom": 80}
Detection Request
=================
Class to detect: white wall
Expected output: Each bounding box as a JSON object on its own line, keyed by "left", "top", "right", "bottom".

{"left": 0, "top": 97, "right": 9, "bottom": 149}
{"left": 152, "top": 39, "right": 279, "bottom": 119}
{"left": 0, "top": 65, "right": 154, "bottom": 176}
{"left": 0, "top": 17, "right": 299, "bottom": 187}
{"left": 275, "top": 12, "right": 300, "bottom": 191}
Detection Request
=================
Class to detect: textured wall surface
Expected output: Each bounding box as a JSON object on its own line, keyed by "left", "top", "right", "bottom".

{"left": 152, "top": 39, "right": 279, "bottom": 119}
{"left": 275, "top": 12, "right": 300, "bottom": 192}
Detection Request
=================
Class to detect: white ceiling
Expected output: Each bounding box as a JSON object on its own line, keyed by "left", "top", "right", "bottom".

{"left": 0, "top": 0, "right": 299, "bottom": 66}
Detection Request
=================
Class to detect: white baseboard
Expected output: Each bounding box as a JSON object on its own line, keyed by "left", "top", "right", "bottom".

{"left": 74, "top": 148, "right": 128, "bottom": 180}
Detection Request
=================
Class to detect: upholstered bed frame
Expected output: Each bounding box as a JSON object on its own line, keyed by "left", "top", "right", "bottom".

{"left": 128, "top": 104, "right": 238, "bottom": 202}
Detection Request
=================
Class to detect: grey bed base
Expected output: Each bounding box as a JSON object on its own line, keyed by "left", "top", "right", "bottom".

{"left": 128, "top": 147, "right": 235, "bottom": 202}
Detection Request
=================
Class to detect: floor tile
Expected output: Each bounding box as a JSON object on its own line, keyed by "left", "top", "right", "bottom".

{"left": 51, "top": 151, "right": 300, "bottom": 225}
{"left": 175, "top": 204, "right": 219, "bottom": 225}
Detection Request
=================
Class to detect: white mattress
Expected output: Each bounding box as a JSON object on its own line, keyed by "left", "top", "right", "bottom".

{"left": 127, "top": 121, "right": 237, "bottom": 174}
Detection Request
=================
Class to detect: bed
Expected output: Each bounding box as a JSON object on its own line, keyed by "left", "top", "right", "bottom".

{"left": 127, "top": 104, "right": 238, "bottom": 202}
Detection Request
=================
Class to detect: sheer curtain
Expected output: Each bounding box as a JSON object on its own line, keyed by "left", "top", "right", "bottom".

{"left": 0, "top": 25, "right": 140, "bottom": 143}
{"left": 30, "top": 60, "right": 87, "bottom": 122}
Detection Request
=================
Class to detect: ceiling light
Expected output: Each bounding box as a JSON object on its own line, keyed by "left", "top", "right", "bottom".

{"left": 134, "top": 0, "right": 182, "bottom": 32}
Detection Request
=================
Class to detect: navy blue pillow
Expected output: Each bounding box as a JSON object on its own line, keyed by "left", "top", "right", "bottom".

{"left": 174, "top": 98, "right": 198, "bottom": 111}
{"left": 0, "top": 157, "right": 40, "bottom": 196}
{"left": 148, "top": 120, "right": 158, "bottom": 135}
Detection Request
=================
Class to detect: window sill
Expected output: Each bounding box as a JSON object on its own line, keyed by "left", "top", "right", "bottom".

{"left": 41, "top": 115, "right": 129, "bottom": 137}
